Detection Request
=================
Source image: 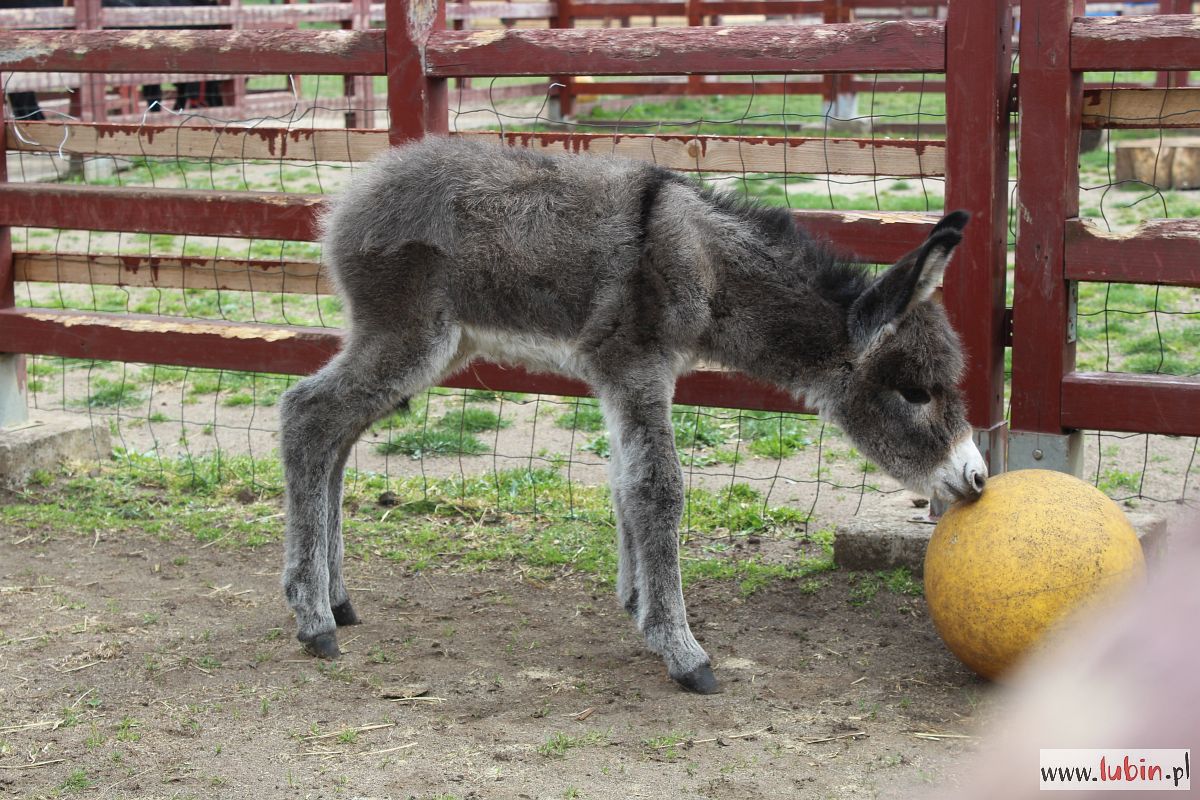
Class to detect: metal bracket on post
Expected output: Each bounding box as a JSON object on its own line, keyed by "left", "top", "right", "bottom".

{"left": 1066, "top": 280, "right": 1078, "bottom": 343}
{"left": 1008, "top": 429, "right": 1084, "bottom": 476}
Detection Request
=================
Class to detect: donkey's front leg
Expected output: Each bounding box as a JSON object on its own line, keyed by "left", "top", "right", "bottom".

{"left": 601, "top": 380, "right": 717, "bottom": 694}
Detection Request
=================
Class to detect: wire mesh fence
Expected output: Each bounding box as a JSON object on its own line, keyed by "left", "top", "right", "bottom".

{"left": 1069, "top": 69, "right": 1200, "bottom": 505}
{"left": 4, "top": 2, "right": 1198, "bottom": 535}
{"left": 4, "top": 52, "right": 958, "bottom": 538}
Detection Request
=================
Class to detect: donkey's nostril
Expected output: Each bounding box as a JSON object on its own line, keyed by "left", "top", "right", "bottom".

{"left": 967, "top": 469, "right": 986, "bottom": 495}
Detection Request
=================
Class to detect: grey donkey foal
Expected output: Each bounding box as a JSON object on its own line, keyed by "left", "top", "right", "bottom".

{"left": 280, "top": 137, "right": 987, "bottom": 693}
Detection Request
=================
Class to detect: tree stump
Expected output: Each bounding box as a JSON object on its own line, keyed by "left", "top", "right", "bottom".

{"left": 1114, "top": 138, "right": 1200, "bottom": 190}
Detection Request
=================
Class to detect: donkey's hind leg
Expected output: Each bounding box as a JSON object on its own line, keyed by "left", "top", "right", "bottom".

{"left": 326, "top": 440, "right": 362, "bottom": 628}
{"left": 281, "top": 328, "right": 461, "bottom": 658}
{"left": 602, "top": 413, "right": 639, "bottom": 617}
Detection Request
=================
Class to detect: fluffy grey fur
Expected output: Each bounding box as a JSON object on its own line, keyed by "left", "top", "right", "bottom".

{"left": 280, "top": 137, "right": 985, "bottom": 693}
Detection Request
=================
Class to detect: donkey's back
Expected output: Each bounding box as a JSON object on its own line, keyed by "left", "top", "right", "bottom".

{"left": 321, "top": 137, "right": 711, "bottom": 342}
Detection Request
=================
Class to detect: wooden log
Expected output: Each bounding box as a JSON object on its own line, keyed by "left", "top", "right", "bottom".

{"left": 1113, "top": 139, "right": 1177, "bottom": 189}
{"left": 425, "top": 20, "right": 946, "bottom": 77}
{"left": 1170, "top": 140, "right": 1200, "bottom": 190}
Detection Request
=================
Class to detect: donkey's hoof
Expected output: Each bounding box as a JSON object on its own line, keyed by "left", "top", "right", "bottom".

{"left": 673, "top": 663, "right": 720, "bottom": 694}
{"left": 332, "top": 601, "right": 361, "bottom": 627}
{"left": 301, "top": 632, "right": 341, "bottom": 659}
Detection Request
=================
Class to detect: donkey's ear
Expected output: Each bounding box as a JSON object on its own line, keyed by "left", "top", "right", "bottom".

{"left": 848, "top": 211, "right": 968, "bottom": 347}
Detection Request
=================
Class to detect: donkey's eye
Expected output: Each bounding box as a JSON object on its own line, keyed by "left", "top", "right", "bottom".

{"left": 898, "top": 387, "right": 932, "bottom": 405}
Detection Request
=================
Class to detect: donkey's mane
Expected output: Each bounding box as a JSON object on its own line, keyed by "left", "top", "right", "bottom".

{"left": 691, "top": 180, "right": 872, "bottom": 310}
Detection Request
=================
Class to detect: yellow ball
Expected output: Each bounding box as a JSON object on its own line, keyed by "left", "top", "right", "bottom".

{"left": 924, "top": 469, "right": 1145, "bottom": 681}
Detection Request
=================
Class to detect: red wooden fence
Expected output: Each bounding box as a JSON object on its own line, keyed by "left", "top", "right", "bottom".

{"left": 2, "top": 0, "right": 1198, "bottom": 472}
{"left": 1012, "top": 2, "right": 1200, "bottom": 452}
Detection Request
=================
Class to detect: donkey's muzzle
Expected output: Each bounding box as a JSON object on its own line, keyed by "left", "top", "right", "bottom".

{"left": 935, "top": 435, "right": 988, "bottom": 502}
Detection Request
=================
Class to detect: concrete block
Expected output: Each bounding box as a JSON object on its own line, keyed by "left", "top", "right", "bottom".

{"left": 835, "top": 494, "right": 1170, "bottom": 577}
{"left": 0, "top": 410, "right": 111, "bottom": 489}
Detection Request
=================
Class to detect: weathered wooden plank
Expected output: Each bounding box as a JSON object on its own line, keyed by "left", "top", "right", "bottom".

{"left": 7, "top": 122, "right": 945, "bottom": 176}
{"left": 793, "top": 210, "right": 936, "bottom": 264}
{"left": 14, "top": 252, "right": 332, "bottom": 295}
{"left": 426, "top": 20, "right": 945, "bottom": 77}
{"left": 1073, "top": 15, "right": 1200, "bottom": 72}
{"left": 0, "top": 29, "right": 386, "bottom": 76}
{"left": 0, "top": 307, "right": 340, "bottom": 375}
{"left": 1065, "top": 219, "right": 1200, "bottom": 288}
{"left": 446, "top": 1, "right": 558, "bottom": 18}
{"left": 1082, "top": 88, "right": 1200, "bottom": 129}
{"left": 6, "top": 121, "right": 387, "bottom": 163}
{"left": 99, "top": 3, "right": 353, "bottom": 26}
{"left": 0, "top": 183, "right": 323, "bottom": 241}
{"left": 1061, "top": 372, "right": 1200, "bottom": 438}
{"left": 462, "top": 131, "right": 945, "bottom": 175}
{"left": 0, "top": 8, "right": 74, "bottom": 28}
{"left": 0, "top": 307, "right": 814, "bottom": 412}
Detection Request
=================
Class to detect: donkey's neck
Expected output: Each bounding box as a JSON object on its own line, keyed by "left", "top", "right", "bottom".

{"left": 698, "top": 240, "right": 858, "bottom": 408}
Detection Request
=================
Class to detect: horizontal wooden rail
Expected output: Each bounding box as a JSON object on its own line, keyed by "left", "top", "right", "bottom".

{"left": 6, "top": 121, "right": 385, "bottom": 163}
{"left": 1081, "top": 88, "right": 1200, "bottom": 129}
{"left": 0, "top": 308, "right": 340, "bottom": 375}
{"left": 0, "top": 184, "right": 322, "bottom": 241}
{"left": 1073, "top": 15, "right": 1200, "bottom": 72}
{"left": 100, "top": 3, "right": 355, "bottom": 26}
{"left": 0, "top": 2, "right": 552, "bottom": 26}
{"left": 0, "top": 30, "right": 386, "bottom": 76}
{"left": 793, "top": 210, "right": 934, "bottom": 264}
{"left": 445, "top": 2, "right": 558, "bottom": 19}
{"left": 6, "top": 123, "right": 947, "bottom": 176}
{"left": 14, "top": 252, "right": 331, "bottom": 295}
{"left": 426, "top": 21, "right": 945, "bottom": 77}
{"left": 1061, "top": 372, "right": 1200, "bottom": 437}
{"left": 465, "top": 131, "right": 946, "bottom": 175}
{"left": 1065, "top": 219, "right": 1200, "bottom": 287}
{"left": 0, "top": 308, "right": 813, "bottom": 413}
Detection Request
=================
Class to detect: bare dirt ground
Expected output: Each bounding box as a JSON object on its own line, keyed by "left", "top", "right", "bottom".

{"left": 0, "top": 519, "right": 998, "bottom": 800}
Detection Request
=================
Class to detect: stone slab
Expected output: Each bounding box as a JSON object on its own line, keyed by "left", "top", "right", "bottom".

{"left": 0, "top": 409, "right": 111, "bottom": 489}
{"left": 834, "top": 494, "right": 1170, "bottom": 577}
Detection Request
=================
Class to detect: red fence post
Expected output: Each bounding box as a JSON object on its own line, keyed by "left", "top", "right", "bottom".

{"left": 0, "top": 76, "right": 28, "bottom": 426}
{"left": 1010, "top": 0, "right": 1085, "bottom": 474}
{"left": 943, "top": 0, "right": 1012, "bottom": 476}
{"left": 551, "top": 0, "right": 575, "bottom": 119}
{"left": 386, "top": 0, "right": 448, "bottom": 144}
{"left": 73, "top": 0, "right": 106, "bottom": 122}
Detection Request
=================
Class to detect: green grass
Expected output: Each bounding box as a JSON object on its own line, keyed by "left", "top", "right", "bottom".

{"left": 538, "top": 730, "right": 609, "bottom": 758}
{"left": 85, "top": 377, "right": 141, "bottom": 408}
{"left": 2, "top": 454, "right": 832, "bottom": 596}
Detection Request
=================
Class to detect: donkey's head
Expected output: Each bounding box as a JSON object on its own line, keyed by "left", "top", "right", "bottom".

{"left": 823, "top": 211, "right": 986, "bottom": 503}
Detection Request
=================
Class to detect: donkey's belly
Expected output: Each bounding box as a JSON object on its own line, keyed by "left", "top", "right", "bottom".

{"left": 460, "top": 325, "right": 591, "bottom": 381}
